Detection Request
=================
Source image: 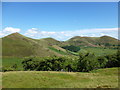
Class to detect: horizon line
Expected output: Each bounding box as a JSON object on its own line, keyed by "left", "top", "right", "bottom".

{"left": 1, "top": 32, "right": 118, "bottom": 41}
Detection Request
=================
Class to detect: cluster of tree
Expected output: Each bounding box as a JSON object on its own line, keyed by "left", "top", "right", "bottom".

{"left": 105, "top": 50, "right": 120, "bottom": 67}
{"left": 22, "top": 56, "right": 77, "bottom": 72}
{"left": 21, "top": 50, "right": 120, "bottom": 72}
{"left": 2, "top": 50, "right": 119, "bottom": 72}
{"left": 62, "top": 45, "right": 80, "bottom": 52}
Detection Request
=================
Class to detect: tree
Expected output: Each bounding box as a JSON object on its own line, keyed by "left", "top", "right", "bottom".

{"left": 77, "top": 52, "right": 99, "bottom": 72}
{"left": 105, "top": 51, "right": 120, "bottom": 67}
{"left": 11, "top": 64, "right": 18, "bottom": 70}
{"left": 62, "top": 45, "right": 80, "bottom": 52}
{"left": 97, "top": 56, "right": 108, "bottom": 68}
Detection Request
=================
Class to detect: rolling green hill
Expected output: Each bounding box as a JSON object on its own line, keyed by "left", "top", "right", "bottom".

{"left": 98, "top": 36, "right": 118, "bottom": 46}
{"left": 65, "top": 36, "right": 119, "bottom": 47}
{"left": 2, "top": 33, "right": 67, "bottom": 57}
{"left": 2, "top": 33, "right": 119, "bottom": 57}
{"left": 1, "top": 33, "right": 119, "bottom": 89}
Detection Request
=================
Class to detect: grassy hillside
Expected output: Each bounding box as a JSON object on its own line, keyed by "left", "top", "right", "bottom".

{"left": 65, "top": 36, "right": 98, "bottom": 47}
{"left": 2, "top": 33, "right": 67, "bottom": 57}
{"left": 79, "top": 47, "right": 117, "bottom": 56}
{"left": 2, "top": 33, "right": 118, "bottom": 69}
{"left": 2, "top": 33, "right": 118, "bottom": 58}
{"left": 98, "top": 36, "right": 118, "bottom": 45}
{"left": 65, "top": 36, "right": 119, "bottom": 47}
{"left": 2, "top": 57, "right": 23, "bottom": 70}
{"left": 40, "top": 37, "right": 62, "bottom": 46}
{"left": 2, "top": 68, "right": 118, "bottom": 88}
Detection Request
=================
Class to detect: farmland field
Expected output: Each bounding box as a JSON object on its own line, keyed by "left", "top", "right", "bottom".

{"left": 2, "top": 68, "right": 118, "bottom": 88}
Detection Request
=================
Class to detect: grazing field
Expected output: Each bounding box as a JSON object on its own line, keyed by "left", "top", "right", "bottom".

{"left": 80, "top": 47, "right": 117, "bottom": 56}
{"left": 2, "top": 68, "right": 118, "bottom": 88}
{"left": 2, "top": 57, "right": 23, "bottom": 70}
{"left": 48, "top": 47, "right": 67, "bottom": 55}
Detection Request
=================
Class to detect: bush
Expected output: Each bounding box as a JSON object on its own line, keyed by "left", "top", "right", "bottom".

{"left": 97, "top": 56, "right": 108, "bottom": 68}
{"left": 105, "top": 53, "right": 119, "bottom": 67}
{"left": 11, "top": 64, "right": 18, "bottom": 70}
{"left": 22, "top": 56, "right": 40, "bottom": 71}
{"left": 62, "top": 45, "right": 80, "bottom": 52}
{"left": 36, "top": 56, "right": 66, "bottom": 71}
{"left": 22, "top": 56, "right": 77, "bottom": 72}
{"left": 63, "top": 57, "right": 78, "bottom": 72}
{"left": 2, "top": 66, "right": 15, "bottom": 72}
{"left": 77, "top": 52, "right": 99, "bottom": 72}
{"left": 21, "top": 51, "right": 120, "bottom": 72}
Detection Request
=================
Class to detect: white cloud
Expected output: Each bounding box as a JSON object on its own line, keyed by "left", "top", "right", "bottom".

{"left": 40, "top": 31, "right": 56, "bottom": 36}
{"left": 55, "top": 28, "right": 118, "bottom": 40}
{"left": 0, "top": 27, "right": 118, "bottom": 40}
{"left": 23, "top": 27, "right": 118, "bottom": 41}
{"left": 0, "top": 27, "right": 21, "bottom": 37}
{"left": 95, "top": 28, "right": 118, "bottom": 31}
{"left": 0, "top": 31, "right": 5, "bottom": 37}
{"left": 24, "top": 28, "right": 56, "bottom": 38}
{"left": 24, "top": 28, "right": 39, "bottom": 37}
{"left": 3, "top": 27, "right": 21, "bottom": 33}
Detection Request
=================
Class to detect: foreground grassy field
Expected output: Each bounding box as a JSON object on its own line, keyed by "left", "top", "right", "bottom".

{"left": 2, "top": 68, "right": 118, "bottom": 88}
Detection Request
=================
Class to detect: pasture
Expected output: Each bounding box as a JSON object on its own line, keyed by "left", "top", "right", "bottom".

{"left": 80, "top": 47, "right": 117, "bottom": 56}
{"left": 2, "top": 68, "right": 118, "bottom": 88}
{"left": 2, "top": 57, "right": 23, "bottom": 70}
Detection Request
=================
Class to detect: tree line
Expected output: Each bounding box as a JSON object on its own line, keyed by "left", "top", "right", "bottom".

{"left": 21, "top": 50, "right": 120, "bottom": 72}
{"left": 2, "top": 50, "right": 120, "bottom": 72}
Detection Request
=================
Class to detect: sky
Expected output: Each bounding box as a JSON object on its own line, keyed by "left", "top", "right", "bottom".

{"left": 1, "top": 2, "right": 118, "bottom": 41}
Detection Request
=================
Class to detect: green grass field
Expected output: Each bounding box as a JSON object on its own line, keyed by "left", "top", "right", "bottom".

{"left": 48, "top": 47, "right": 67, "bottom": 55}
{"left": 79, "top": 47, "right": 117, "bottom": 56}
{"left": 2, "top": 57, "right": 23, "bottom": 70}
{"left": 2, "top": 68, "right": 118, "bottom": 88}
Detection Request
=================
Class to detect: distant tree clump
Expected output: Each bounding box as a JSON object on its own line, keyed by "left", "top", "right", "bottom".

{"left": 105, "top": 50, "right": 120, "bottom": 67}
{"left": 62, "top": 45, "right": 80, "bottom": 52}
{"left": 77, "top": 52, "right": 99, "bottom": 72}
{"left": 97, "top": 56, "right": 108, "bottom": 68}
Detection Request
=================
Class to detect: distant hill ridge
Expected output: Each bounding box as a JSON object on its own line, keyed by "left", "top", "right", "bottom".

{"left": 2, "top": 33, "right": 119, "bottom": 57}
{"left": 66, "top": 35, "right": 118, "bottom": 47}
{"left": 2, "top": 33, "right": 65, "bottom": 57}
{"left": 2, "top": 32, "right": 118, "bottom": 41}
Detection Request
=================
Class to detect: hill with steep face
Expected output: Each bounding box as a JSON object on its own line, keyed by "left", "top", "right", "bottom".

{"left": 2, "top": 33, "right": 66, "bottom": 57}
